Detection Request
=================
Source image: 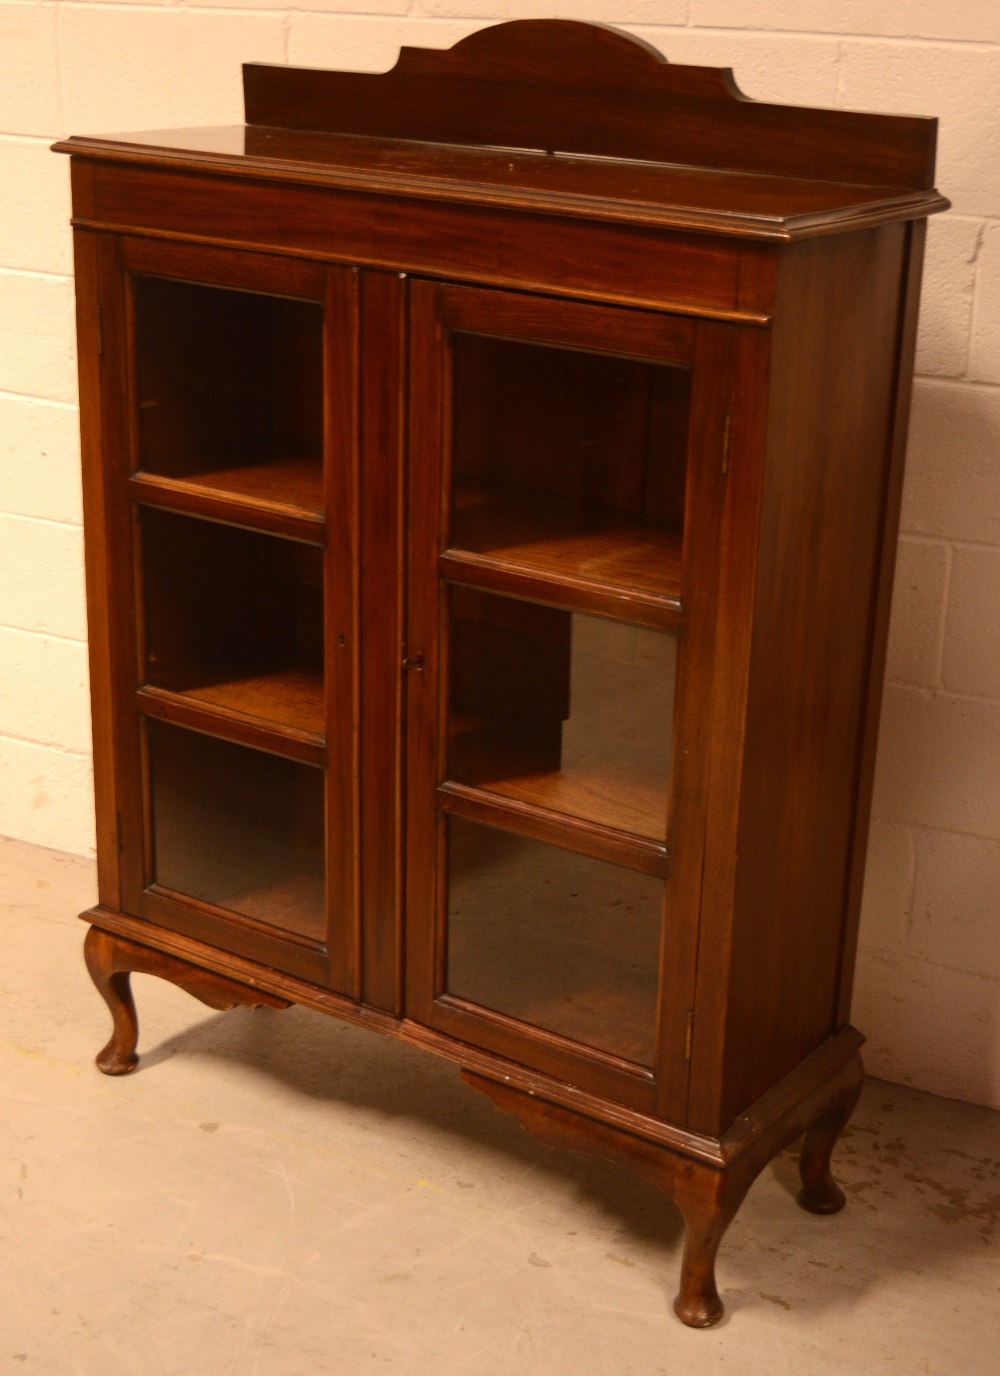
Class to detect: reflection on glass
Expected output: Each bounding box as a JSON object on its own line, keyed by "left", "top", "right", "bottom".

{"left": 141, "top": 508, "right": 324, "bottom": 735}
{"left": 449, "top": 333, "right": 691, "bottom": 598}
{"left": 133, "top": 276, "right": 323, "bottom": 511}
{"left": 149, "top": 721, "right": 325, "bottom": 942}
{"left": 448, "top": 588, "right": 676, "bottom": 839}
{"left": 446, "top": 817, "right": 662, "bottom": 1065}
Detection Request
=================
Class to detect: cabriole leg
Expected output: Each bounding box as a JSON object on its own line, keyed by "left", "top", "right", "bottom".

{"left": 797, "top": 1057, "right": 864, "bottom": 1215}
{"left": 82, "top": 924, "right": 292, "bottom": 1076}
{"left": 671, "top": 1160, "right": 746, "bottom": 1328}
{"left": 84, "top": 925, "right": 139, "bottom": 1074}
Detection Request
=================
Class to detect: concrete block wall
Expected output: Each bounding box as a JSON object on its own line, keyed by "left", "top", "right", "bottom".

{"left": 1, "top": 1, "right": 997, "bottom": 1108}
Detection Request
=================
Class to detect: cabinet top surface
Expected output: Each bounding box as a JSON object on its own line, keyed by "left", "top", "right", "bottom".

{"left": 54, "top": 20, "right": 947, "bottom": 241}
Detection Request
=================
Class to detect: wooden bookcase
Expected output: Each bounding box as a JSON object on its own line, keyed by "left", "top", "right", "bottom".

{"left": 55, "top": 20, "right": 947, "bottom": 1326}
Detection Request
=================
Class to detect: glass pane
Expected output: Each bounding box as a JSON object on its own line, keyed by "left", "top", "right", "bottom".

{"left": 141, "top": 508, "right": 324, "bottom": 735}
{"left": 149, "top": 721, "right": 325, "bottom": 942}
{"left": 133, "top": 276, "right": 323, "bottom": 512}
{"left": 450, "top": 333, "right": 690, "bottom": 598}
{"left": 448, "top": 587, "right": 676, "bottom": 839}
{"left": 446, "top": 817, "right": 662, "bottom": 1065}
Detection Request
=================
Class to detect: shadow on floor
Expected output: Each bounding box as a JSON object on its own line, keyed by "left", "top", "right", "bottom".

{"left": 113, "top": 986, "right": 999, "bottom": 1327}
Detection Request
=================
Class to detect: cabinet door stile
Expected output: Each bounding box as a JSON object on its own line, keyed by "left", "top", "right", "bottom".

{"left": 95, "top": 232, "right": 148, "bottom": 917}
{"left": 74, "top": 228, "right": 126, "bottom": 911}
{"left": 685, "top": 323, "right": 773, "bottom": 1131}
{"left": 404, "top": 279, "right": 449, "bottom": 1022}
{"left": 653, "top": 318, "right": 736, "bottom": 1125}
{"left": 322, "top": 262, "right": 362, "bottom": 997}
{"left": 358, "top": 269, "right": 409, "bottom": 1014}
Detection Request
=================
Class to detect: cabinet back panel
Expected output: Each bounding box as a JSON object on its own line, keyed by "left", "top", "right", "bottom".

{"left": 447, "top": 589, "right": 677, "bottom": 842}
{"left": 244, "top": 21, "right": 936, "bottom": 192}
{"left": 140, "top": 508, "right": 324, "bottom": 733}
{"left": 452, "top": 333, "right": 689, "bottom": 527}
{"left": 133, "top": 276, "right": 323, "bottom": 480}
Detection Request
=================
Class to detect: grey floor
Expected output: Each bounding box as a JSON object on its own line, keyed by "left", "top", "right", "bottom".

{"left": 2, "top": 833, "right": 998, "bottom": 1375}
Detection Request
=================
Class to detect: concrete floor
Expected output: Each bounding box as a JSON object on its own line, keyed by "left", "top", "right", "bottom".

{"left": 1, "top": 834, "right": 998, "bottom": 1375}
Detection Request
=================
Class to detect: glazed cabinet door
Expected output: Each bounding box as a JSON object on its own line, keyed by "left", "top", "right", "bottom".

{"left": 405, "top": 280, "right": 733, "bottom": 1117}
{"left": 83, "top": 232, "right": 360, "bottom": 993}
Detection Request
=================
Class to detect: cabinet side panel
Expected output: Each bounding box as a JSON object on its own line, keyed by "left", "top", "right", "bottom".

{"left": 835, "top": 221, "right": 927, "bottom": 1026}
{"left": 73, "top": 228, "right": 119, "bottom": 907}
{"left": 719, "top": 225, "right": 908, "bottom": 1128}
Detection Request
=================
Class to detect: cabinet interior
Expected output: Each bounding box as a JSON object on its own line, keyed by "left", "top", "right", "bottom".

{"left": 447, "top": 587, "right": 676, "bottom": 840}
{"left": 147, "top": 719, "right": 326, "bottom": 943}
{"left": 446, "top": 815, "right": 664, "bottom": 1066}
{"left": 449, "top": 333, "right": 690, "bottom": 599}
{"left": 140, "top": 506, "right": 325, "bottom": 737}
{"left": 132, "top": 276, "right": 324, "bottom": 515}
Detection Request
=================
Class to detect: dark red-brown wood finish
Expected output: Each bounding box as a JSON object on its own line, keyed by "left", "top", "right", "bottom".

{"left": 55, "top": 19, "right": 946, "bottom": 1327}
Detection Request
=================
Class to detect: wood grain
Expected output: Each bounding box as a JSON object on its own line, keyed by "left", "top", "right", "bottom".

{"left": 690, "top": 225, "right": 908, "bottom": 1134}
{"left": 72, "top": 229, "right": 122, "bottom": 911}
{"left": 58, "top": 123, "right": 946, "bottom": 244}
{"left": 358, "top": 270, "right": 408, "bottom": 1015}
{"left": 137, "top": 672, "right": 325, "bottom": 751}
{"left": 244, "top": 20, "right": 937, "bottom": 192}
{"left": 129, "top": 466, "right": 324, "bottom": 543}
{"left": 835, "top": 220, "right": 928, "bottom": 1027}
{"left": 449, "top": 482, "right": 685, "bottom": 605}
{"left": 83, "top": 162, "right": 749, "bottom": 318}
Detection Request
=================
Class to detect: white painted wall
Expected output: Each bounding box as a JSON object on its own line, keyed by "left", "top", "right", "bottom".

{"left": 1, "top": 2, "right": 997, "bottom": 1108}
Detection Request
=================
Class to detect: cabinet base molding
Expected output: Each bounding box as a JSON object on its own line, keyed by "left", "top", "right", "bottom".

{"left": 81, "top": 910, "right": 861, "bottom": 1325}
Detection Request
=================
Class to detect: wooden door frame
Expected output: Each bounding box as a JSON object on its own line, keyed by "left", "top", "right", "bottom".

{"left": 403, "top": 276, "right": 735, "bottom": 1122}
{"left": 86, "top": 231, "right": 362, "bottom": 993}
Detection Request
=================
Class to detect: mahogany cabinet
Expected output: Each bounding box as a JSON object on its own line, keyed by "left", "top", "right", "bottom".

{"left": 55, "top": 20, "right": 947, "bottom": 1326}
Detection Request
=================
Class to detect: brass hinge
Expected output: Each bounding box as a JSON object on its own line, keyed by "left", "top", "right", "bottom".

{"left": 684, "top": 1010, "right": 695, "bottom": 1062}
{"left": 96, "top": 303, "right": 104, "bottom": 357}
{"left": 114, "top": 810, "right": 123, "bottom": 854}
{"left": 721, "top": 412, "right": 732, "bottom": 475}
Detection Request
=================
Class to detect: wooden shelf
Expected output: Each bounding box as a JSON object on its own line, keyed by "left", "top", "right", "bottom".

{"left": 449, "top": 717, "right": 668, "bottom": 841}
{"left": 139, "top": 665, "right": 325, "bottom": 765}
{"left": 180, "top": 454, "right": 322, "bottom": 509}
{"left": 152, "top": 874, "right": 327, "bottom": 946}
{"left": 438, "top": 780, "right": 669, "bottom": 878}
{"left": 150, "top": 665, "right": 323, "bottom": 734}
{"left": 130, "top": 456, "right": 324, "bottom": 543}
{"left": 446, "top": 483, "right": 683, "bottom": 623}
